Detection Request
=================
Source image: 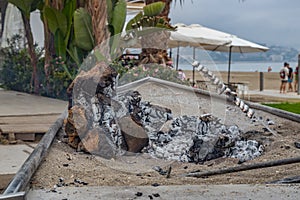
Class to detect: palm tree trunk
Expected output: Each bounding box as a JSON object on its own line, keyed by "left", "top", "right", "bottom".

{"left": 86, "top": 0, "right": 110, "bottom": 58}
{"left": 21, "top": 14, "right": 39, "bottom": 94}
{"left": 139, "top": 0, "right": 173, "bottom": 65}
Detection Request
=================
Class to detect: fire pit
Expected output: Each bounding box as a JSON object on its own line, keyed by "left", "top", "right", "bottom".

{"left": 65, "top": 62, "right": 264, "bottom": 165}
{"left": 30, "top": 68, "right": 300, "bottom": 190}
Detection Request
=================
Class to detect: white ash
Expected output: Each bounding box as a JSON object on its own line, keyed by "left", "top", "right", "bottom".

{"left": 226, "top": 140, "right": 264, "bottom": 162}
{"left": 145, "top": 115, "right": 264, "bottom": 163}
{"left": 91, "top": 89, "right": 264, "bottom": 163}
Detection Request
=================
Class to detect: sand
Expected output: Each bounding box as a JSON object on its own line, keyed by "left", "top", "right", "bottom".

{"left": 184, "top": 71, "right": 286, "bottom": 91}
{"left": 30, "top": 81, "right": 300, "bottom": 190}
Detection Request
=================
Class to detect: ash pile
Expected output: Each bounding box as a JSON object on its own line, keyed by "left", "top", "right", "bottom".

{"left": 115, "top": 90, "right": 264, "bottom": 163}
{"left": 65, "top": 63, "right": 263, "bottom": 164}
{"left": 66, "top": 85, "right": 263, "bottom": 164}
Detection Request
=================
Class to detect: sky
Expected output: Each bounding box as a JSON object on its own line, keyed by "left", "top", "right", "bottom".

{"left": 169, "top": 0, "right": 300, "bottom": 50}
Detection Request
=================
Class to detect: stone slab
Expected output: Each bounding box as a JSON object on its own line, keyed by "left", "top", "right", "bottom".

{"left": 1, "top": 124, "right": 55, "bottom": 134}
{"left": 0, "top": 144, "right": 36, "bottom": 190}
{"left": 0, "top": 115, "right": 60, "bottom": 125}
{"left": 0, "top": 115, "right": 60, "bottom": 141}
{"left": 0, "top": 90, "right": 66, "bottom": 138}
{"left": 25, "top": 184, "right": 300, "bottom": 200}
{"left": 0, "top": 90, "right": 67, "bottom": 117}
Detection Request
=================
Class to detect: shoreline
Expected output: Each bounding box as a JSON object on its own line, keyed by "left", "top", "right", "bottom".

{"left": 183, "top": 71, "right": 295, "bottom": 91}
{"left": 177, "top": 61, "right": 298, "bottom": 73}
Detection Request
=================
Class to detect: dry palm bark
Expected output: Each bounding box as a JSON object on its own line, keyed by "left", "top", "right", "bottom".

{"left": 86, "top": 0, "right": 110, "bottom": 58}
{"left": 139, "top": 31, "right": 171, "bottom": 65}
{"left": 139, "top": 0, "right": 173, "bottom": 65}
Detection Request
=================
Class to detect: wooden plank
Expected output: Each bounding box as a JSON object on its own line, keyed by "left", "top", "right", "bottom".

{"left": 0, "top": 114, "right": 60, "bottom": 125}
{"left": 0, "top": 124, "right": 53, "bottom": 134}
{"left": 15, "top": 133, "right": 35, "bottom": 141}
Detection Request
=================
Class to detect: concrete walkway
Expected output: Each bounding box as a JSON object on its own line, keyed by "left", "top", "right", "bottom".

{"left": 245, "top": 89, "right": 300, "bottom": 102}
{"left": 0, "top": 89, "right": 67, "bottom": 191}
{"left": 249, "top": 89, "right": 300, "bottom": 99}
{"left": 0, "top": 89, "right": 67, "bottom": 140}
{"left": 0, "top": 144, "right": 36, "bottom": 190}
{"left": 26, "top": 184, "right": 300, "bottom": 200}
{"left": 0, "top": 89, "right": 67, "bottom": 117}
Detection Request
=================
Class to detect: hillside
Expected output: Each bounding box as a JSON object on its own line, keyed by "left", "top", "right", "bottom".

{"left": 208, "top": 45, "right": 299, "bottom": 62}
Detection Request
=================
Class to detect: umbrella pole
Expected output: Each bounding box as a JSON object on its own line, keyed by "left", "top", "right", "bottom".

{"left": 192, "top": 47, "right": 196, "bottom": 86}
{"left": 176, "top": 46, "right": 179, "bottom": 70}
{"left": 227, "top": 46, "right": 233, "bottom": 84}
{"left": 193, "top": 47, "right": 196, "bottom": 60}
{"left": 298, "top": 54, "right": 300, "bottom": 95}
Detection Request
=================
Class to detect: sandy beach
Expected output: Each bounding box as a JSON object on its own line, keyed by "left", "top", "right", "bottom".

{"left": 184, "top": 70, "right": 292, "bottom": 91}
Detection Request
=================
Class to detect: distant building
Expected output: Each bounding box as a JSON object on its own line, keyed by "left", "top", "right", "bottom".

{"left": 0, "top": 1, "right": 144, "bottom": 49}
{"left": 270, "top": 54, "right": 284, "bottom": 62}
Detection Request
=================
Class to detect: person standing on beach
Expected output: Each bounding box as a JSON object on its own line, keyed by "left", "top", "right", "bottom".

{"left": 267, "top": 66, "right": 272, "bottom": 72}
{"left": 177, "top": 69, "right": 187, "bottom": 81}
{"left": 279, "top": 62, "right": 289, "bottom": 93}
{"left": 294, "top": 65, "right": 299, "bottom": 92}
{"left": 287, "top": 63, "right": 293, "bottom": 92}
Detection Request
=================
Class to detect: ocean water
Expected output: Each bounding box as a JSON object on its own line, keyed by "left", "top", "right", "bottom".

{"left": 178, "top": 61, "right": 298, "bottom": 72}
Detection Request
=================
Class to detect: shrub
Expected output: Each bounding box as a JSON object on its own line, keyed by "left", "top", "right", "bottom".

{"left": 0, "top": 35, "right": 76, "bottom": 100}
{"left": 41, "top": 57, "right": 77, "bottom": 100}
{"left": 118, "top": 64, "right": 190, "bottom": 86}
{"left": 0, "top": 35, "right": 43, "bottom": 93}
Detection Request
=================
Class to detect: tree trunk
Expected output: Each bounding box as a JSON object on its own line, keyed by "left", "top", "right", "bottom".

{"left": 21, "top": 14, "right": 39, "bottom": 94}
{"left": 86, "top": 0, "right": 109, "bottom": 45}
{"left": 51, "top": 0, "right": 64, "bottom": 10}
{"left": 139, "top": 31, "right": 171, "bottom": 65}
{"left": 139, "top": 0, "right": 173, "bottom": 65}
{"left": 0, "top": 0, "right": 8, "bottom": 38}
{"left": 86, "top": 0, "right": 110, "bottom": 59}
{"left": 42, "top": 0, "right": 56, "bottom": 95}
{"left": 43, "top": 20, "right": 51, "bottom": 93}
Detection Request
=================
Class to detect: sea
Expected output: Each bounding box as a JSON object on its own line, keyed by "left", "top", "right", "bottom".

{"left": 177, "top": 61, "right": 298, "bottom": 72}
{"left": 128, "top": 49, "right": 298, "bottom": 73}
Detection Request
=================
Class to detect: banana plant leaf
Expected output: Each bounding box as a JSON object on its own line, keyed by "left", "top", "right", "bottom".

{"left": 74, "top": 8, "right": 94, "bottom": 51}
{"left": 110, "top": 0, "right": 126, "bottom": 35}
{"left": 54, "top": 30, "right": 67, "bottom": 60}
{"left": 8, "top": 0, "right": 40, "bottom": 18}
{"left": 126, "top": 12, "right": 143, "bottom": 31}
{"left": 62, "top": 0, "right": 76, "bottom": 44}
{"left": 44, "top": 6, "right": 67, "bottom": 36}
{"left": 143, "top": 2, "right": 165, "bottom": 17}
